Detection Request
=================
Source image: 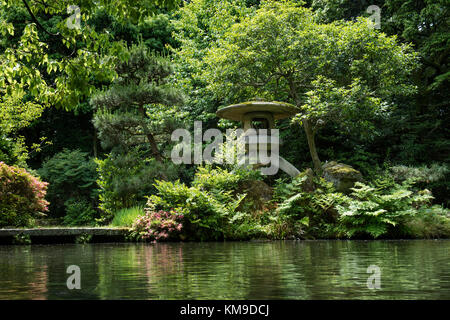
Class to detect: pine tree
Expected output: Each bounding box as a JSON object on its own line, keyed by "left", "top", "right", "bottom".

{"left": 91, "top": 45, "right": 184, "bottom": 215}
{"left": 91, "top": 45, "right": 184, "bottom": 162}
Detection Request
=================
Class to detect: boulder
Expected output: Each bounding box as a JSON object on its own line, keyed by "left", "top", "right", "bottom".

{"left": 239, "top": 180, "right": 273, "bottom": 210}
{"left": 322, "top": 161, "right": 363, "bottom": 193}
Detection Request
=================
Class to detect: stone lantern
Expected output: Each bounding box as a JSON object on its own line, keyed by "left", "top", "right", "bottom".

{"left": 216, "top": 101, "right": 301, "bottom": 177}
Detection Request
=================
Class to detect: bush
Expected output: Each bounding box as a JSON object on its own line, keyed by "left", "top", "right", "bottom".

{"left": 0, "top": 161, "right": 49, "bottom": 227}
{"left": 95, "top": 151, "right": 180, "bottom": 221}
{"left": 192, "top": 165, "right": 261, "bottom": 193}
{"left": 111, "top": 206, "right": 144, "bottom": 227}
{"left": 145, "top": 166, "right": 287, "bottom": 241}
{"left": 63, "top": 199, "right": 96, "bottom": 226}
{"left": 404, "top": 205, "right": 450, "bottom": 239}
{"left": 387, "top": 164, "right": 449, "bottom": 207}
{"left": 148, "top": 179, "right": 237, "bottom": 240}
{"left": 38, "top": 149, "right": 98, "bottom": 218}
{"left": 272, "top": 169, "right": 450, "bottom": 240}
{"left": 131, "top": 209, "right": 184, "bottom": 241}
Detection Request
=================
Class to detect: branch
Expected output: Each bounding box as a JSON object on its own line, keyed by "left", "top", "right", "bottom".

{"left": 22, "top": 0, "right": 60, "bottom": 37}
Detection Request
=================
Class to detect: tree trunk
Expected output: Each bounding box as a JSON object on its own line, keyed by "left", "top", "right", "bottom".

{"left": 288, "top": 79, "right": 322, "bottom": 175}
{"left": 146, "top": 132, "right": 164, "bottom": 162}
{"left": 138, "top": 107, "right": 168, "bottom": 180}
{"left": 303, "top": 119, "right": 322, "bottom": 175}
{"left": 138, "top": 107, "right": 164, "bottom": 162}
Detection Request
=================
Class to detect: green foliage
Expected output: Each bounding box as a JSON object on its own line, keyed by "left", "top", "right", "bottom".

{"left": 190, "top": 165, "right": 272, "bottom": 239}
{"left": 272, "top": 169, "right": 450, "bottom": 239}
{"left": 95, "top": 153, "right": 180, "bottom": 220}
{"left": 0, "top": 0, "right": 180, "bottom": 112}
{"left": 404, "top": 205, "right": 450, "bottom": 239}
{"left": 0, "top": 161, "right": 49, "bottom": 227}
{"left": 12, "top": 233, "right": 31, "bottom": 245}
{"left": 0, "top": 134, "right": 29, "bottom": 167}
{"left": 130, "top": 209, "right": 184, "bottom": 241}
{"left": 111, "top": 206, "right": 144, "bottom": 227}
{"left": 91, "top": 45, "right": 185, "bottom": 222}
{"left": 144, "top": 164, "right": 276, "bottom": 240}
{"left": 388, "top": 163, "right": 449, "bottom": 183}
{"left": 62, "top": 198, "right": 96, "bottom": 226}
{"left": 312, "top": 0, "right": 449, "bottom": 166}
{"left": 171, "top": 0, "right": 253, "bottom": 123}
{"left": 193, "top": 165, "right": 261, "bottom": 194}
{"left": 0, "top": 0, "right": 447, "bottom": 241}
{"left": 38, "top": 149, "right": 97, "bottom": 217}
{"left": 274, "top": 173, "right": 345, "bottom": 238}
{"left": 75, "top": 233, "right": 93, "bottom": 244}
{"left": 148, "top": 179, "right": 233, "bottom": 240}
{"left": 0, "top": 93, "right": 47, "bottom": 167}
{"left": 335, "top": 181, "right": 435, "bottom": 238}
{"left": 205, "top": 1, "right": 417, "bottom": 112}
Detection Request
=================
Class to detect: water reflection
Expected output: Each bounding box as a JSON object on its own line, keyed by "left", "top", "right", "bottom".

{"left": 0, "top": 240, "right": 449, "bottom": 299}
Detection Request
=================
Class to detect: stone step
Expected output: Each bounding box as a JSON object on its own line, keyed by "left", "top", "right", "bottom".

{"left": 0, "top": 227, "right": 129, "bottom": 237}
{"left": 0, "top": 227, "right": 130, "bottom": 244}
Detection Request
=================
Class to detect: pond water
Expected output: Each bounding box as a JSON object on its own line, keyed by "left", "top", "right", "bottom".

{"left": 0, "top": 240, "right": 449, "bottom": 299}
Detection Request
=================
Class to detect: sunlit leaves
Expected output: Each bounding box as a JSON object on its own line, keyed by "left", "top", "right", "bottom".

{"left": 0, "top": 0, "right": 179, "bottom": 112}
{"left": 203, "top": 1, "right": 418, "bottom": 137}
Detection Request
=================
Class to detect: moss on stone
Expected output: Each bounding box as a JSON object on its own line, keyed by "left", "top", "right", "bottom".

{"left": 322, "top": 161, "right": 363, "bottom": 193}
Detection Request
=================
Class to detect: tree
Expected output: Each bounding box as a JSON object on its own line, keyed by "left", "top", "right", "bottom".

{"left": 0, "top": 0, "right": 181, "bottom": 169}
{"left": 0, "top": 0, "right": 180, "bottom": 112}
{"left": 311, "top": 0, "right": 450, "bottom": 164}
{"left": 91, "top": 45, "right": 184, "bottom": 216}
{"left": 91, "top": 45, "right": 184, "bottom": 161}
{"left": 38, "top": 149, "right": 98, "bottom": 217}
{"left": 0, "top": 93, "right": 45, "bottom": 166}
{"left": 203, "top": 1, "right": 418, "bottom": 173}
{"left": 171, "top": 0, "right": 255, "bottom": 124}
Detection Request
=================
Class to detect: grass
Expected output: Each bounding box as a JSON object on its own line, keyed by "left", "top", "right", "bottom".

{"left": 110, "top": 206, "right": 144, "bottom": 227}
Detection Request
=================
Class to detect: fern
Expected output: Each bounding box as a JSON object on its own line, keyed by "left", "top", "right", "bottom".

{"left": 336, "top": 181, "right": 437, "bottom": 238}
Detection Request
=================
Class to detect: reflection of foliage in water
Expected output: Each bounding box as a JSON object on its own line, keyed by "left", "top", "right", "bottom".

{"left": 1, "top": 242, "right": 450, "bottom": 299}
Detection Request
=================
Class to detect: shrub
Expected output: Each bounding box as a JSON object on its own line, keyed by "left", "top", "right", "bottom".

{"left": 404, "top": 205, "right": 450, "bottom": 239}
{"left": 146, "top": 166, "right": 289, "bottom": 241}
{"left": 131, "top": 209, "right": 184, "bottom": 241}
{"left": 38, "top": 149, "right": 98, "bottom": 217}
{"left": 273, "top": 170, "right": 450, "bottom": 240}
{"left": 111, "top": 206, "right": 144, "bottom": 227}
{"left": 192, "top": 165, "right": 261, "bottom": 193}
{"left": 148, "top": 180, "right": 237, "bottom": 240}
{"left": 387, "top": 164, "right": 449, "bottom": 207}
{"left": 63, "top": 199, "right": 96, "bottom": 226}
{"left": 95, "top": 151, "right": 179, "bottom": 221}
{"left": 388, "top": 163, "right": 449, "bottom": 183}
{"left": 0, "top": 161, "right": 49, "bottom": 227}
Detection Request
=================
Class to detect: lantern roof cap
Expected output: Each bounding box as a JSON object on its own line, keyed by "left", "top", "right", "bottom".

{"left": 216, "top": 101, "right": 299, "bottom": 121}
